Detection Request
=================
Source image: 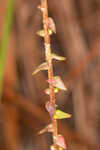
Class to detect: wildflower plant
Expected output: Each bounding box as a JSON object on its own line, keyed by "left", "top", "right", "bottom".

{"left": 32, "top": 0, "right": 71, "bottom": 149}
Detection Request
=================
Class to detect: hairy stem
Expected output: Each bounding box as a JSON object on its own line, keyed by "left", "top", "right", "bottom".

{"left": 41, "top": 0, "right": 58, "bottom": 149}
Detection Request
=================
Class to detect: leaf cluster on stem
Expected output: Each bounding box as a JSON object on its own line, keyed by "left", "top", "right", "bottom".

{"left": 32, "top": 0, "right": 71, "bottom": 149}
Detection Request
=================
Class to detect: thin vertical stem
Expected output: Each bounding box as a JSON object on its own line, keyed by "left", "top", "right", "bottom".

{"left": 40, "top": 0, "right": 58, "bottom": 150}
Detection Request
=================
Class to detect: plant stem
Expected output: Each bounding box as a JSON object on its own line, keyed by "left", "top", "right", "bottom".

{"left": 41, "top": 0, "right": 58, "bottom": 149}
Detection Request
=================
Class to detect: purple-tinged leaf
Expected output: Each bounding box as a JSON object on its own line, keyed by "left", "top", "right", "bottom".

{"left": 47, "top": 76, "right": 67, "bottom": 91}
{"left": 44, "top": 88, "right": 50, "bottom": 95}
{"left": 56, "top": 135, "right": 66, "bottom": 149}
{"left": 47, "top": 17, "right": 56, "bottom": 33}
{"left": 45, "top": 101, "right": 55, "bottom": 118}
{"left": 32, "top": 62, "right": 48, "bottom": 75}
{"left": 54, "top": 110, "right": 71, "bottom": 119}
{"left": 47, "top": 79, "right": 55, "bottom": 85}
{"left": 51, "top": 53, "right": 66, "bottom": 61}
{"left": 38, "top": 124, "right": 53, "bottom": 134}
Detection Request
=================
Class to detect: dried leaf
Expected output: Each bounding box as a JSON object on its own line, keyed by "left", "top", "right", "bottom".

{"left": 47, "top": 17, "right": 56, "bottom": 33}
{"left": 51, "top": 53, "right": 66, "bottom": 61}
{"left": 44, "top": 87, "right": 59, "bottom": 95}
{"left": 54, "top": 110, "right": 71, "bottom": 119}
{"left": 38, "top": 124, "right": 53, "bottom": 134}
{"left": 56, "top": 135, "right": 66, "bottom": 149}
{"left": 47, "top": 76, "right": 67, "bottom": 91}
{"left": 45, "top": 101, "right": 55, "bottom": 117}
{"left": 32, "top": 62, "right": 48, "bottom": 75}
{"left": 36, "top": 29, "right": 53, "bottom": 37}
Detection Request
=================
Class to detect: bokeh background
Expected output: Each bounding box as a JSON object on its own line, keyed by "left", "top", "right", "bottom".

{"left": 0, "top": 0, "right": 100, "bottom": 150}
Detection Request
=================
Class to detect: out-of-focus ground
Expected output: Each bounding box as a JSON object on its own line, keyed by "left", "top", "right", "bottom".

{"left": 0, "top": 0, "right": 100, "bottom": 150}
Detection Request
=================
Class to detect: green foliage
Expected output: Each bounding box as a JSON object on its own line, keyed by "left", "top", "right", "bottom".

{"left": 54, "top": 110, "right": 71, "bottom": 119}
{"left": 45, "top": 87, "right": 59, "bottom": 95}
{"left": 0, "top": 0, "right": 14, "bottom": 99}
{"left": 50, "top": 145, "right": 63, "bottom": 150}
{"left": 37, "top": 29, "right": 53, "bottom": 37}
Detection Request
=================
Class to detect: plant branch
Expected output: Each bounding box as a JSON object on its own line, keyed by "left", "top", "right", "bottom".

{"left": 40, "top": 0, "right": 58, "bottom": 149}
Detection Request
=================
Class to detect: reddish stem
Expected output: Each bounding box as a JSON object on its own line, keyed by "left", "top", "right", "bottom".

{"left": 40, "top": 0, "right": 58, "bottom": 150}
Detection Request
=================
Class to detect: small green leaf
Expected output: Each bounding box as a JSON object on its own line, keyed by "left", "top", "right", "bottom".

{"left": 50, "top": 145, "right": 55, "bottom": 150}
{"left": 58, "top": 147, "right": 63, "bottom": 150}
{"left": 44, "top": 87, "right": 59, "bottom": 95}
{"left": 36, "top": 29, "right": 53, "bottom": 37}
{"left": 32, "top": 62, "right": 48, "bottom": 75}
{"left": 54, "top": 110, "right": 71, "bottom": 119}
{"left": 51, "top": 53, "right": 66, "bottom": 61}
{"left": 50, "top": 145, "right": 63, "bottom": 150}
{"left": 48, "top": 29, "right": 53, "bottom": 35}
{"left": 54, "top": 87, "right": 59, "bottom": 93}
{"left": 47, "top": 76, "right": 67, "bottom": 91}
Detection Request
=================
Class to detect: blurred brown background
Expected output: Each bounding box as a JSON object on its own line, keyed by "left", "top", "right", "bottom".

{"left": 0, "top": 0, "right": 100, "bottom": 150}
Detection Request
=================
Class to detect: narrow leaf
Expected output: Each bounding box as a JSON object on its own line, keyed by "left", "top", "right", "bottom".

{"left": 47, "top": 76, "right": 67, "bottom": 91}
{"left": 56, "top": 135, "right": 66, "bottom": 149}
{"left": 38, "top": 124, "right": 53, "bottom": 134}
{"left": 54, "top": 110, "right": 71, "bottom": 119}
{"left": 44, "top": 87, "right": 59, "bottom": 95}
{"left": 36, "top": 29, "right": 53, "bottom": 37}
{"left": 32, "top": 62, "right": 48, "bottom": 75}
{"left": 51, "top": 53, "right": 66, "bottom": 61}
